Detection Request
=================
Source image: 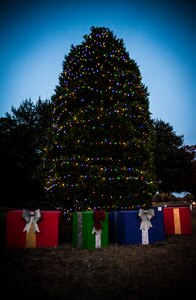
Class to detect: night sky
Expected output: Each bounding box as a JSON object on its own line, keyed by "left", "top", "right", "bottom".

{"left": 1, "top": 0, "right": 195, "bottom": 145}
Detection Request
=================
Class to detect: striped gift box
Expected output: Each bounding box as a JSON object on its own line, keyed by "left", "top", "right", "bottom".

{"left": 163, "top": 207, "right": 192, "bottom": 235}
{"left": 5, "top": 210, "right": 62, "bottom": 247}
{"left": 72, "top": 211, "right": 108, "bottom": 249}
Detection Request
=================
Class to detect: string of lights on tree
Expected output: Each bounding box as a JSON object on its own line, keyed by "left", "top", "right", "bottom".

{"left": 42, "top": 26, "right": 157, "bottom": 214}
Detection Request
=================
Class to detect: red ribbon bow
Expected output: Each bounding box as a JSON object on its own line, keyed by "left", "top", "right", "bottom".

{"left": 93, "top": 208, "right": 106, "bottom": 230}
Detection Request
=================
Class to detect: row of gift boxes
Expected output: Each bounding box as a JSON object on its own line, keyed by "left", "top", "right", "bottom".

{"left": 5, "top": 206, "right": 192, "bottom": 248}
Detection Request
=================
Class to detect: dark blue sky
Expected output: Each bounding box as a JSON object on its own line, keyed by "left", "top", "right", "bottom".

{"left": 1, "top": 0, "right": 195, "bottom": 145}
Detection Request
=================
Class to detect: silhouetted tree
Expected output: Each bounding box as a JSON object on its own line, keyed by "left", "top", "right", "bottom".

{"left": 153, "top": 119, "right": 193, "bottom": 194}
{"left": 0, "top": 98, "right": 52, "bottom": 207}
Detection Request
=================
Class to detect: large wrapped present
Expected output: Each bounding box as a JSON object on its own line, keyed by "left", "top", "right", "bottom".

{"left": 5, "top": 210, "right": 62, "bottom": 247}
{"left": 73, "top": 210, "right": 108, "bottom": 249}
{"left": 163, "top": 206, "right": 192, "bottom": 235}
{"left": 110, "top": 207, "right": 165, "bottom": 245}
{"left": 109, "top": 210, "right": 119, "bottom": 243}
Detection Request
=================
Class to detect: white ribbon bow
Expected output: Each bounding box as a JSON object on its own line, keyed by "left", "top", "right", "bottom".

{"left": 22, "top": 209, "right": 41, "bottom": 233}
{"left": 138, "top": 208, "right": 155, "bottom": 244}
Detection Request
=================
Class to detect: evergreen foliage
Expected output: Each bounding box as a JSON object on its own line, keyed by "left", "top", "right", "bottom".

{"left": 153, "top": 119, "right": 193, "bottom": 193}
{"left": 0, "top": 98, "right": 51, "bottom": 207}
{"left": 42, "top": 26, "right": 157, "bottom": 210}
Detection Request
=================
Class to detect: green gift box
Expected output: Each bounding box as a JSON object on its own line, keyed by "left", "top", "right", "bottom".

{"left": 73, "top": 211, "right": 108, "bottom": 249}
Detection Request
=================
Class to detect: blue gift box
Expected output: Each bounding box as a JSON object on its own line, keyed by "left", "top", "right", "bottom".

{"left": 109, "top": 207, "right": 165, "bottom": 245}
{"left": 109, "top": 210, "right": 119, "bottom": 243}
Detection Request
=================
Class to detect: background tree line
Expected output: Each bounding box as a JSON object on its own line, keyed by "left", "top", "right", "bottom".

{"left": 0, "top": 98, "right": 195, "bottom": 209}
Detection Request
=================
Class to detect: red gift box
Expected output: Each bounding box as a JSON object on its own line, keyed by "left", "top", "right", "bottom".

{"left": 5, "top": 210, "right": 62, "bottom": 247}
{"left": 163, "top": 207, "right": 192, "bottom": 235}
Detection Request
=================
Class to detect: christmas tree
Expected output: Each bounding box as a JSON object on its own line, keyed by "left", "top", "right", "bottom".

{"left": 43, "top": 26, "right": 157, "bottom": 211}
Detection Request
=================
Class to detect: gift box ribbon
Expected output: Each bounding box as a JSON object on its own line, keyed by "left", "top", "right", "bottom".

{"left": 138, "top": 208, "right": 155, "bottom": 244}
{"left": 173, "top": 208, "right": 181, "bottom": 234}
{"left": 22, "top": 209, "right": 41, "bottom": 247}
{"left": 77, "top": 212, "right": 83, "bottom": 247}
{"left": 92, "top": 227, "right": 102, "bottom": 248}
{"left": 22, "top": 209, "right": 41, "bottom": 233}
{"left": 92, "top": 209, "right": 106, "bottom": 248}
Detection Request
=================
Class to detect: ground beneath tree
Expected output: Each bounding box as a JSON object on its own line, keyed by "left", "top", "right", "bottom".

{"left": 0, "top": 208, "right": 196, "bottom": 299}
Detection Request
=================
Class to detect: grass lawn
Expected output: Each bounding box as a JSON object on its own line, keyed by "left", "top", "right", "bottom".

{"left": 0, "top": 207, "right": 195, "bottom": 299}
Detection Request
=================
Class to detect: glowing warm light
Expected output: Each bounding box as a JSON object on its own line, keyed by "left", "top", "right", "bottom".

{"left": 42, "top": 26, "right": 157, "bottom": 211}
